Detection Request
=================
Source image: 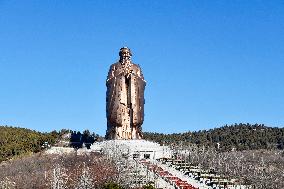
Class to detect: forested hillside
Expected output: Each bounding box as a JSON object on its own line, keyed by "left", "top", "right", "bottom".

{"left": 0, "top": 126, "right": 59, "bottom": 162}
{"left": 2, "top": 123, "right": 284, "bottom": 163}
{"left": 144, "top": 123, "right": 284, "bottom": 151}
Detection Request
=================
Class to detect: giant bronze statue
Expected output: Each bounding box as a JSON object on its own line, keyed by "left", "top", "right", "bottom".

{"left": 105, "top": 47, "right": 146, "bottom": 140}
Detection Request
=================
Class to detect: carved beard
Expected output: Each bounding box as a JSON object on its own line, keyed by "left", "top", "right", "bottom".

{"left": 120, "top": 56, "right": 131, "bottom": 67}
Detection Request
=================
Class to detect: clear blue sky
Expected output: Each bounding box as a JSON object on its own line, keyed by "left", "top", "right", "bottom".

{"left": 0, "top": 0, "right": 283, "bottom": 135}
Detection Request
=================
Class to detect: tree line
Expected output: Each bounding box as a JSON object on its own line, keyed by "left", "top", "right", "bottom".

{"left": 69, "top": 130, "right": 100, "bottom": 149}
{"left": 143, "top": 123, "right": 284, "bottom": 151}
{"left": 0, "top": 126, "right": 60, "bottom": 162}
{"left": 2, "top": 123, "right": 284, "bottom": 163}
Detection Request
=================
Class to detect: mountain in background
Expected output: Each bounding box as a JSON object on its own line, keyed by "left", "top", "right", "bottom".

{"left": 0, "top": 126, "right": 60, "bottom": 162}
{"left": 143, "top": 123, "right": 284, "bottom": 151}
{"left": 0, "top": 126, "right": 100, "bottom": 163}
{"left": 1, "top": 123, "right": 284, "bottom": 163}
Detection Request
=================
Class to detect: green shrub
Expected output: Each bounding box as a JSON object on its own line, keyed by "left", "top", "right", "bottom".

{"left": 143, "top": 184, "right": 155, "bottom": 189}
{"left": 103, "top": 182, "right": 125, "bottom": 189}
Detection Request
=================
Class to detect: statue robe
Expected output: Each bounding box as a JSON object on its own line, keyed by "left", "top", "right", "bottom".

{"left": 105, "top": 62, "right": 146, "bottom": 139}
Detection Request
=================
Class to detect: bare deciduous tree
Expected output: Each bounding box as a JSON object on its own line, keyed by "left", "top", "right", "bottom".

{"left": 174, "top": 144, "right": 284, "bottom": 189}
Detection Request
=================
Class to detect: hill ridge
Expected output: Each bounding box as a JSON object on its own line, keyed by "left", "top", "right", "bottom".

{"left": 143, "top": 123, "right": 284, "bottom": 151}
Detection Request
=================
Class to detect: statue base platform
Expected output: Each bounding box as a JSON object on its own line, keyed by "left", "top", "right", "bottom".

{"left": 90, "top": 140, "right": 172, "bottom": 160}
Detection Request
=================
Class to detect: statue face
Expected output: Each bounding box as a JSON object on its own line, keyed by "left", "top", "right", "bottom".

{"left": 121, "top": 51, "right": 131, "bottom": 58}
{"left": 119, "top": 48, "right": 132, "bottom": 63}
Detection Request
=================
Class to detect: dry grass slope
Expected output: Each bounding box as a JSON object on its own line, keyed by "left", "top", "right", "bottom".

{"left": 0, "top": 152, "right": 118, "bottom": 189}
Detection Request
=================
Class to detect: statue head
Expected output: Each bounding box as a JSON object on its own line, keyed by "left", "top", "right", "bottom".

{"left": 119, "top": 47, "right": 132, "bottom": 63}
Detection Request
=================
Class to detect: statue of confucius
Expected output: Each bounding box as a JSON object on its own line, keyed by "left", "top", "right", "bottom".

{"left": 105, "top": 47, "right": 146, "bottom": 140}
